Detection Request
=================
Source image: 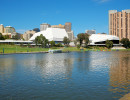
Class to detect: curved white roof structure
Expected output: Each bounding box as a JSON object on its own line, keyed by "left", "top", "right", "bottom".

{"left": 89, "top": 34, "right": 119, "bottom": 45}
{"left": 29, "top": 28, "right": 68, "bottom": 41}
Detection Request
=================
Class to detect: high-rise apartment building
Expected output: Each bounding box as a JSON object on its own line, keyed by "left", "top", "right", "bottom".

{"left": 0, "top": 24, "right": 4, "bottom": 33}
{"left": 40, "top": 23, "right": 51, "bottom": 31}
{"left": 65, "top": 22, "right": 71, "bottom": 32}
{"left": 109, "top": 10, "right": 130, "bottom": 40}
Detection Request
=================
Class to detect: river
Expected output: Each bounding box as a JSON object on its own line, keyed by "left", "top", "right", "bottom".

{"left": 0, "top": 51, "right": 130, "bottom": 100}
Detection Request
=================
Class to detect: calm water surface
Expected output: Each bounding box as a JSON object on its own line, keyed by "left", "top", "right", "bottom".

{"left": 0, "top": 51, "right": 130, "bottom": 100}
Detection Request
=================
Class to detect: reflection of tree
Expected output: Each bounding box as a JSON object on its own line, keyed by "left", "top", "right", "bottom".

{"left": 109, "top": 53, "right": 130, "bottom": 97}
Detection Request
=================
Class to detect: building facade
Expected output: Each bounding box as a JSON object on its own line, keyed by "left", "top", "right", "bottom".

{"left": 109, "top": 10, "right": 130, "bottom": 40}
{"left": 51, "top": 24, "right": 65, "bottom": 28}
{"left": 86, "top": 30, "right": 96, "bottom": 35}
{"left": 0, "top": 24, "right": 4, "bottom": 33}
{"left": 23, "top": 30, "right": 36, "bottom": 41}
{"left": 40, "top": 23, "right": 51, "bottom": 31}
{"left": 65, "top": 22, "right": 71, "bottom": 32}
{"left": 4, "top": 26, "right": 15, "bottom": 34}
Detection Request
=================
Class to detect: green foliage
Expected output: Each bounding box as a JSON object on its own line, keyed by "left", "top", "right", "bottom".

{"left": 77, "top": 33, "right": 89, "bottom": 46}
{"left": 50, "top": 40, "right": 55, "bottom": 47}
{"left": 77, "top": 44, "right": 80, "bottom": 49}
{"left": 120, "top": 38, "right": 130, "bottom": 48}
{"left": 12, "top": 35, "right": 19, "bottom": 40}
{"left": 56, "top": 43, "right": 63, "bottom": 47}
{"left": 105, "top": 40, "right": 113, "bottom": 49}
{"left": 77, "top": 33, "right": 85, "bottom": 46}
{"left": 63, "top": 37, "right": 70, "bottom": 46}
{"left": 35, "top": 34, "right": 48, "bottom": 48}
{"left": 84, "top": 34, "right": 89, "bottom": 47}
{"left": 4, "top": 35, "right": 10, "bottom": 39}
{"left": 0, "top": 33, "right": 5, "bottom": 40}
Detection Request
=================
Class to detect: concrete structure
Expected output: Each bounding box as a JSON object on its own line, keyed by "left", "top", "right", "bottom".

{"left": 51, "top": 24, "right": 65, "bottom": 28}
{"left": 89, "top": 34, "right": 119, "bottom": 45}
{"left": 0, "top": 39, "right": 33, "bottom": 44}
{"left": 65, "top": 22, "right": 71, "bottom": 32}
{"left": 23, "top": 30, "right": 36, "bottom": 41}
{"left": 4, "top": 26, "right": 15, "bottom": 34}
{"left": 40, "top": 23, "right": 51, "bottom": 31}
{"left": 67, "top": 31, "right": 74, "bottom": 41}
{"left": 29, "top": 28, "right": 68, "bottom": 42}
{"left": 109, "top": 10, "right": 130, "bottom": 40}
{"left": 86, "top": 30, "right": 96, "bottom": 35}
{"left": 0, "top": 24, "right": 4, "bottom": 33}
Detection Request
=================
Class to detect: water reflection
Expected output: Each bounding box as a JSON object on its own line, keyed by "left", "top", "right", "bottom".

{"left": 22, "top": 53, "right": 74, "bottom": 79}
{"left": 0, "top": 52, "right": 130, "bottom": 100}
{"left": 109, "top": 52, "right": 130, "bottom": 98}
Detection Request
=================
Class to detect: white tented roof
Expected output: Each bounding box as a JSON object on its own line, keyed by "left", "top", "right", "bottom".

{"left": 89, "top": 34, "right": 119, "bottom": 45}
{"left": 29, "top": 28, "right": 68, "bottom": 41}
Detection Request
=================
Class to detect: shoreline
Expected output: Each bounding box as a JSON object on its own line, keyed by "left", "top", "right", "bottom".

{"left": 0, "top": 49, "right": 130, "bottom": 55}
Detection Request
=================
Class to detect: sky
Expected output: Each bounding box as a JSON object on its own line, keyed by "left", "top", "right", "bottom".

{"left": 0, "top": 0, "right": 130, "bottom": 36}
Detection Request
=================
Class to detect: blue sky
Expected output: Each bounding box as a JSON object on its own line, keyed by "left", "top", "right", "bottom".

{"left": 0, "top": 0, "right": 130, "bottom": 36}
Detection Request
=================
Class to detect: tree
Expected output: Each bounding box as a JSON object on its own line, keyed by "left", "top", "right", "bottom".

{"left": 35, "top": 34, "right": 48, "bottom": 48}
{"left": 105, "top": 40, "right": 113, "bottom": 49}
{"left": 12, "top": 35, "right": 19, "bottom": 40}
{"left": 84, "top": 33, "right": 89, "bottom": 47}
{"left": 120, "top": 38, "right": 130, "bottom": 48}
{"left": 0, "top": 33, "right": 5, "bottom": 40}
{"left": 63, "top": 37, "right": 70, "bottom": 46}
{"left": 33, "top": 28, "right": 40, "bottom": 32}
{"left": 50, "top": 40, "right": 55, "bottom": 47}
{"left": 77, "top": 33, "right": 85, "bottom": 46}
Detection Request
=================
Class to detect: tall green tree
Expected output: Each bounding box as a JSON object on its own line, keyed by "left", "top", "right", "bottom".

{"left": 35, "top": 34, "right": 48, "bottom": 48}
{"left": 105, "top": 40, "right": 113, "bottom": 49}
{"left": 120, "top": 38, "right": 130, "bottom": 48}
{"left": 63, "top": 37, "right": 70, "bottom": 45}
{"left": 84, "top": 34, "right": 89, "bottom": 47}
{"left": 50, "top": 40, "right": 55, "bottom": 47}
{"left": 0, "top": 33, "right": 5, "bottom": 40}
{"left": 77, "top": 33, "right": 85, "bottom": 46}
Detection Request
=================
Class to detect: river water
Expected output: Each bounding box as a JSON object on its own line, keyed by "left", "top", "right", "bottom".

{"left": 0, "top": 51, "right": 130, "bottom": 100}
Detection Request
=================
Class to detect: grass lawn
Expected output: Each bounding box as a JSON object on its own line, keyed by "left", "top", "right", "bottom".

{"left": 0, "top": 44, "right": 49, "bottom": 54}
{"left": 0, "top": 45, "right": 130, "bottom": 54}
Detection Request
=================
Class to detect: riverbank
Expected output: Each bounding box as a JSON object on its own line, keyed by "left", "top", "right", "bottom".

{"left": 0, "top": 44, "right": 130, "bottom": 54}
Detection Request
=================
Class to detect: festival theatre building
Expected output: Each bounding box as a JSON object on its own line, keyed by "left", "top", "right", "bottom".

{"left": 109, "top": 10, "right": 130, "bottom": 40}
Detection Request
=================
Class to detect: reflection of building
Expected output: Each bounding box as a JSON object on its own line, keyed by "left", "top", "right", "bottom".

{"left": 0, "top": 24, "right": 4, "bottom": 33}
{"left": 23, "top": 30, "right": 36, "bottom": 40}
{"left": 109, "top": 53, "right": 130, "bottom": 94}
{"left": 51, "top": 24, "right": 65, "bottom": 28}
{"left": 86, "top": 30, "right": 96, "bottom": 35}
{"left": 40, "top": 23, "right": 51, "bottom": 31}
{"left": 109, "top": 10, "right": 130, "bottom": 40}
{"left": 30, "top": 28, "right": 68, "bottom": 42}
{"left": 23, "top": 53, "right": 74, "bottom": 79}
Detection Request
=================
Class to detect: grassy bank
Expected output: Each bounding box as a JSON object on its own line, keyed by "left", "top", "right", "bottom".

{"left": 0, "top": 45, "right": 130, "bottom": 54}
{"left": 0, "top": 44, "right": 49, "bottom": 54}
